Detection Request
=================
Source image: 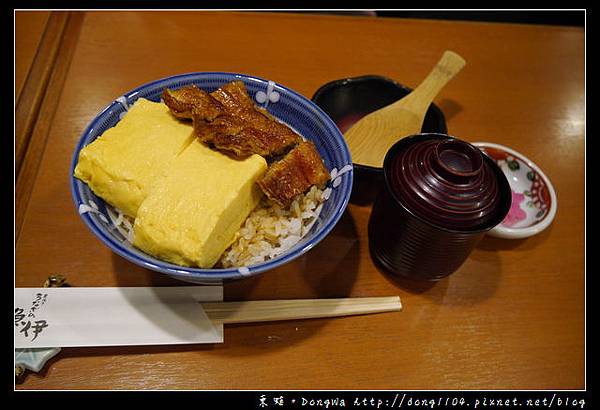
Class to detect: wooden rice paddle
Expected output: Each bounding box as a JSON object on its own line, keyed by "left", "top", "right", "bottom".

{"left": 344, "top": 50, "right": 466, "bottom": 168}
{"left": 201, "top": 296, "right": 402, "bottom": 324}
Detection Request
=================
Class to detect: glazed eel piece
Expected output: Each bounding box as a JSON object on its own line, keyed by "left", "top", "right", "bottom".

{"left": 257, "top": 141, "right": 330, "bottom": 206}
{"left": 162, "top": 82, "right": 301, "bottom": 158}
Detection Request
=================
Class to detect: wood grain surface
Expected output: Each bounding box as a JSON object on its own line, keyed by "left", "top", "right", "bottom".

{"left": 15, "top": 12, "right": 84, "bottom": 241}
{"left": 15, "top": 12, "right": 68, "bottom": 178}
{"left": 15, "top": 11, "right": 585, "bottom": 390}
{"left": 15, "top": 11, "right": 51, "bottom": 102}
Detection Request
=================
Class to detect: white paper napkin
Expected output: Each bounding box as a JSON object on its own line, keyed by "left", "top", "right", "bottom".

{"left": 14, "top": 286, "right": 224, "bottom": 348}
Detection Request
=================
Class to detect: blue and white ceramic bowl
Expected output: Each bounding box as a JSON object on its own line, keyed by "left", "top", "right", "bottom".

{"left": 70, "top": 72, "right": 353, "bottom": 284}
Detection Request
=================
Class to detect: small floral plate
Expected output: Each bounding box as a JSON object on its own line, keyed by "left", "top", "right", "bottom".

{"left": 473, "top": 142, "right": 557, "bottom": 239}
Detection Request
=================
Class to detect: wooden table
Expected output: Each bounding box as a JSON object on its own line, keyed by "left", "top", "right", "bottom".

{"left": 15, "top": 11, "right": 585, "bottom": 390}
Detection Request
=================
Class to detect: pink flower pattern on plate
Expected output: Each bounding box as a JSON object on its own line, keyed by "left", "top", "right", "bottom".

{"left": 502, "top": 191, "right": 527, "bottom": 227}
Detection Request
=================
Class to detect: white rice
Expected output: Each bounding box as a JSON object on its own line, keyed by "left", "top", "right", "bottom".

{"left": 105, "top": 185, "right": 325, "bottom": 268}
{"left": 219, "top": 185, "right": 325, "bottom": 268}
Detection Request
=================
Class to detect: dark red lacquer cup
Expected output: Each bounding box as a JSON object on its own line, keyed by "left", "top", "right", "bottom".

{"left": 368, "top": 133, "right": 511, "bottom": 281}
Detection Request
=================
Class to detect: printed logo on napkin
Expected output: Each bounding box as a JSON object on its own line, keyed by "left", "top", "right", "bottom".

{"left": 14, "top": 287, "right": 223, "bottom": 348}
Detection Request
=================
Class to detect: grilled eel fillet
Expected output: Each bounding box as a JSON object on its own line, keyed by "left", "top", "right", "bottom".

{"left": 162, "top": 82, "right": 330, "bottom": 206}
{"left": 161, "top": 84, "right": 224, "bottom": 120}
{"left": 162, "top": 82, "right": 301, "bottom": 157}
{"left": 258, "top": 141, "right": 330, "bottom": 206}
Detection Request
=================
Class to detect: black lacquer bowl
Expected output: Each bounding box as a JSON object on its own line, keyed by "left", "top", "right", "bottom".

{"left": 312, "top": 75, "right": 447, "bottom": 204}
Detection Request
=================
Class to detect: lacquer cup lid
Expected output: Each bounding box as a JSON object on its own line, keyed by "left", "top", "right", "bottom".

{"left": 384, "top": 134, "right": 511, "bottom": 232}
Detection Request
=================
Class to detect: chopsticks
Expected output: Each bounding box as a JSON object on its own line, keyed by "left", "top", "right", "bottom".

{"left": 201, "top": 296, "right": 402, "bottom": 324}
